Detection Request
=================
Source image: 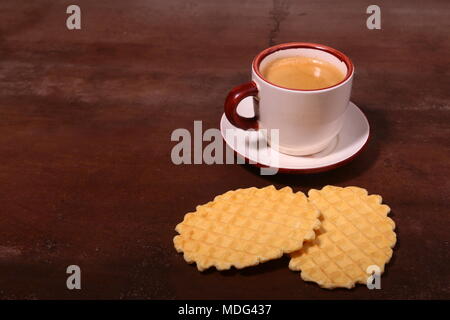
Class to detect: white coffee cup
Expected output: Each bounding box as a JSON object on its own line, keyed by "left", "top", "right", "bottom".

{"left": 224, "top": 42, "right": 354, "bottom": 156}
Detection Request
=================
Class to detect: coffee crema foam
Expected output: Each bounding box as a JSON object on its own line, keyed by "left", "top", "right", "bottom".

{"left": 261, "top": 56, "right": 346, "bottom": 90}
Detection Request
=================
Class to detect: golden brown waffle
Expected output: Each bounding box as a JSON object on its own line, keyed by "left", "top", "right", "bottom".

{"left": 174, "top": 186, "right": 321, "bottom": 271}
{"left": 289, "top": 186, "right": 396, "bottom": 289}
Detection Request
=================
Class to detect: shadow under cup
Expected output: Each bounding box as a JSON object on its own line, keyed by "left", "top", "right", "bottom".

{"left": 252, "top": 43, "right": 354, "bottom": 156}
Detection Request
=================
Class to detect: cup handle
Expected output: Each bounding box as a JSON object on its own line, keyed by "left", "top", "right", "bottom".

{"left": 224, "top": 81, "right": 259, "bottom": 130}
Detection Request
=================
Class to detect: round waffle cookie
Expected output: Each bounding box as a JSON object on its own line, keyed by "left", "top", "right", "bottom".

{"left": 174, "top": 186, "right": 321, "bottom": 271}
{"left": 289, "top": 186, "right": 396, "bottom": 289}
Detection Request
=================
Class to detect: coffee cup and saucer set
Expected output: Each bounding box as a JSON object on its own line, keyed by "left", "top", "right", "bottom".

{"left": 220, "top": 42, "right": 369, "bottom": 173}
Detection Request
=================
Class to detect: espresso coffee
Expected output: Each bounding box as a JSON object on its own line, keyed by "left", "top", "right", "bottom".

{"left": 262, "top": 56, "right": 346, "bottom": 90}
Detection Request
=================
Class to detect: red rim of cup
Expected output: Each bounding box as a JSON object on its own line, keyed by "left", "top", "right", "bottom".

{"left": 252, "top": 42, "right": 354, "bottom": 92}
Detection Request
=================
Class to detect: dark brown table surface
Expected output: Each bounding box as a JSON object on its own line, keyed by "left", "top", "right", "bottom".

{"left": 0, "top": 0, "right": 448, "bottom": 300}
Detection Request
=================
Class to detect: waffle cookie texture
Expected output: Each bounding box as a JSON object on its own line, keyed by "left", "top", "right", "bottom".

{"left": 174, "top": 186, "right": 321, "bottom": 271}
{"left": 289, "top": 186, "right": 396, "bottom": 289}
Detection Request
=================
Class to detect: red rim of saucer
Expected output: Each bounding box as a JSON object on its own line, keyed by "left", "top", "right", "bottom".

{"left": 220, "top": 105, "right": 370, "bottom": 174}
{"left": 252, "top": 42, "right": 354, "bottom": 92}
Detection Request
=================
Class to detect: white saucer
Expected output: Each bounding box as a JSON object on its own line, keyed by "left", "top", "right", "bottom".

{"left": 220, "top": 99, "right": 370, "bottom": 173}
